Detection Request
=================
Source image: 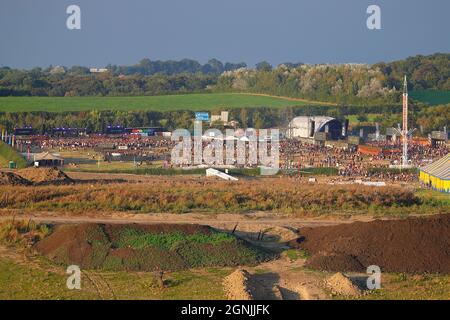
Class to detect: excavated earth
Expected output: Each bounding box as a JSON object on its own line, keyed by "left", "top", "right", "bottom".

{"left": 17, "top": 167, "right": 73, "bottom": 185}
{"left": 290, "top": 214, "right": 450, "bottom": 274}
{"left": 0, "top": 171, "right": 32, "bottom": 186}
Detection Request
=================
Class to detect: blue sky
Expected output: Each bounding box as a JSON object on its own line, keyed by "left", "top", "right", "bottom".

{"left": 0, "top": 0, "right": 449, "bottom": 68}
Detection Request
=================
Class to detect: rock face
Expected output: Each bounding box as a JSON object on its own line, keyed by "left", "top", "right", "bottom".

{"left": 223, "top": 269, "right": 254, "bottom": 300}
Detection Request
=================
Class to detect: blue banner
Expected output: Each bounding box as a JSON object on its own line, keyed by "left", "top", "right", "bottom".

{"left": 195, "top": 112, "right": 209, "bottom": 121}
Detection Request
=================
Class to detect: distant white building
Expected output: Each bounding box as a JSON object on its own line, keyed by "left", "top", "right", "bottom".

{"left": 210, "top": 111, "right": 229, "bottom": 124}
{"left": 89, "top": 68, "right": 108, "bottom": 73}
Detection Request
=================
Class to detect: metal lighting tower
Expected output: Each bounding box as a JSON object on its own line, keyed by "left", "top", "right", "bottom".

{"left": 395, "top": 76, "right": 415, "bottom": 167}
{"left": 402, "top": 75, "right": 409, "bottom": 166}
{"left": 283, "top": 107, "right": 294, "bottom": 171}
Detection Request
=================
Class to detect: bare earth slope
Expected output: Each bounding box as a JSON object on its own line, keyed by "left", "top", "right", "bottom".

{"left": 290, "top": 214, "right": 450, "bottom": 274}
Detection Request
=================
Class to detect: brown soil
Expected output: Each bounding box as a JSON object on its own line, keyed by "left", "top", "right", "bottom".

{"left": 306, "top": 253, "right": 364, "bottom": 272}
{"left": 223, "top": 269, "right": 254, "bottom": 300}
{"left": 108, "top": 247, "right": 137, "bottom": 260}
{"left": 0, "top": 172, "right": 32, "bottom": 186}
{"left": 325, "top": 273, "right": 362, "bottom": 296}
{"left": 249, "top": 257, "right": 328, "bottom": 300}
{"left": 33, "top": 224, "right": 105, "bottom": 268}
{"left": 224, "top": 255, "right": 329, "bottom": 300}
{"left": 34, "top": 223, "right": 212, "bottom": 264}
{"left": 290, "top": 214, "right": 450, "bottom": 274}
{"left": 33, "top": 223, "right": 265, "bottom": 272}
{"left": 17, "top": 167, "right": 73, "bottom": 184}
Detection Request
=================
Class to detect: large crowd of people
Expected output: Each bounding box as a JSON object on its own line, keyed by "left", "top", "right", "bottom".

{"left": 17, "top": 135, "right": 175, "bottom": 161}
{"left": 40, "top": 135, "right": 174, "bottom": 152}
{"left": 281, "top": 139, "right": 449, "bottom": 182}
{"left": 14, "top": 133, "right": 449, "bottom": 182}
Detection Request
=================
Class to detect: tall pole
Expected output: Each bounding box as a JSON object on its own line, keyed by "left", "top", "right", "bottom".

{"left": 402, "top": 75, "right": 408, "bottom": 167}
{"left": 283, "top": 107, "right": 294, "bottom": 170}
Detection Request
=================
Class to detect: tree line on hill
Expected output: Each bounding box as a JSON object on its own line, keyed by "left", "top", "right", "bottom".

{"left": 0, "top": 71, "right": 218, "bottom": 97}
{"left": 0, "top": 54, "right": 448, "bottom": 104}
{"left": 1, "top": 103, "right": 448, "bottom": 136}
{"left": 107, "top": 58, "right": 247, "bottom": 76}
{"left": 374, "top": 53, "right": 450, "bottom": 91}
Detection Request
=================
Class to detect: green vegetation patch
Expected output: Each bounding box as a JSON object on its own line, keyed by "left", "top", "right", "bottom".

{"left": 352, "top": 273, "right": 450, "bottom": 300}
{"left": 0, "top": 219, "right": 50, "bottom": 247}
{"left": 34, "top": 223, "right": 272, "bottom": 272}
{"left": 0, "top": 257, "right": 229, "bottom": 300}
{"left": 410, "top": 90, "right": 450, "bottom": 106}
{"left": 0, "top": 93, "right": 306, "bottom": 113}
{"left": 115, "top": 228, "right": 236, "bottom": 250}
{"left": 416, "top": 189, "right": 450, "bottom": 208}
{"left": 66, "top": 166, "right": 261, "bottom": 177}
{"left": 0, "top": 141, "right": 27, "bottom": 168}
{"left": 0, "top": 259, "right": 97, "bottom": 300}
{"left": 367, "top": 167, "right": 418, "bottom": 175}
{"left": 300, "top": 167, "right": 339, "bottom": 176}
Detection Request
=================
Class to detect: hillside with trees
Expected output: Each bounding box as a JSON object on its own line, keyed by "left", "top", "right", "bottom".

{"left": 216, "top": 64, "right": 398, "bottom": 105}
{"left": 374, "top": 53, "right": 450, "bottom": 91}
{"left": 0, "top": 54, "right": 448, "bottom": 105}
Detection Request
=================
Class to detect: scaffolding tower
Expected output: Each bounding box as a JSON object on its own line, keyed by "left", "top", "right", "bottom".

{"left": 282, "top": 107, "right": 295, "bottom": 171}
{"left": 394, "top": 75, "right": 415, "bottom": 167}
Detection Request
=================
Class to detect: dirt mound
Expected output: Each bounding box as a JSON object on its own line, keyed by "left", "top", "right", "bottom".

{"left": 325, "top": 273, "right": 362, "bottom": 296}
{"left": 0, "top": 172, "right": 32, "bottom": 186}
{"left": 17, "top": 167, "right": 73, "bottom": 184}
{"left": 290, "top": 214, "right": 450, "bottom": 274}
{"left": 306, "top": 253, "right": 364, "bottom": 272}
{"left": 33, "top": 224, "right": 109, "bottom": 269}
{"left": 223, "top": 269, "right": 254, "bottom": 300}
{"left": 34, "top": 223, "right": 270, "bottom": 272}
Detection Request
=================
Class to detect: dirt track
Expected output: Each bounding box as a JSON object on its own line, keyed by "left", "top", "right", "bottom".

{"left": 0, "top": 212, "right": 377, "bottom": 240}
{"left": 0, "top": 211, "right": 424, "bottom": 250}
{"left": 247, "top": 258, "right": 328, "bottom": 300}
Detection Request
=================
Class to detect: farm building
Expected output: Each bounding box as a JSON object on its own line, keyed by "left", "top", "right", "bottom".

{"left": 288, "top": 116, "right": 346, "bottom": 140}
{"left": 419, "top": 154, "right": 450, "bottom": 193}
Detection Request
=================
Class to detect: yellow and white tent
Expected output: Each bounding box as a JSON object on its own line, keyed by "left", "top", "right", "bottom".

{"left": 419, "top": 153, "right": 450, "bottom": 193}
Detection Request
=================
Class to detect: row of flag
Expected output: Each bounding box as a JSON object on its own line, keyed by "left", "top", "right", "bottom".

{"left": 1, "top": 129, "right": 15, "bottom": 147}
{"left": 1, "top": 128, "right": 32, "bottom": 160}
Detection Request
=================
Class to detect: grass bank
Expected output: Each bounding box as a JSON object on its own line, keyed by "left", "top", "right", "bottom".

{"left": 0, "top": 180, "right": 446, "bottom": 216}
{"left": 410, "top": 90, "right": 450, "bottom": 106}
{"left": 0, "top": 257, "right": 229, "bottom": 300}
{"left": 0, "top": 142, "right": 27, "bottom": 168}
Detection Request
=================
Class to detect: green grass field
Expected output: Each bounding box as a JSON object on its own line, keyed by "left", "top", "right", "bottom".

{"left": 410, "top": 90, "right": 450, "bottom": 106}
{"left": 346, "top": 114, "right": 381, "bottom": 124}
{"left": 2, "top": 256, "right": 448, "bottom": 300}
{"left": 0, "top": 258, "right": 229, "bottom": 300}
{"left": 351, "top": 273, "right": 450, "bottom": 300}
{"left": 0, "top": 93, "right": 311, "bottom": 113}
